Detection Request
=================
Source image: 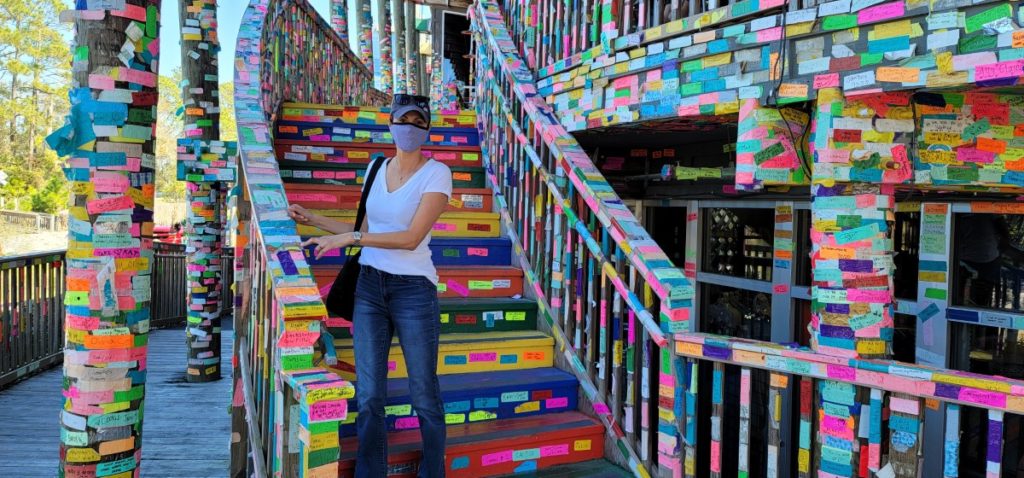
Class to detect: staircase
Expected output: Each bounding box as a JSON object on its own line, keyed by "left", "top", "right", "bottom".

{"left": 274, "top": 103, "right": 631, "bottom": 478}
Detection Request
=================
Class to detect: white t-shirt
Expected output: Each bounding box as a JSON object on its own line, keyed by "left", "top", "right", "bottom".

{"left": 359, "top": 158, "right": 453, "bottom": 284}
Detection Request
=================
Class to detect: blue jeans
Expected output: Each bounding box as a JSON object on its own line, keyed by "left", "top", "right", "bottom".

{"left": 353, "top": 265, "right": 446, "bottom": 478}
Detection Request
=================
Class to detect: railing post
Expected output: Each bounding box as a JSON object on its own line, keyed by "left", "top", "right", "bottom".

{"left": 46, "top": 1, "right": 161, "bottom": 474}
{"left": 943, "top": 404, "right": 960, "bottom": 478}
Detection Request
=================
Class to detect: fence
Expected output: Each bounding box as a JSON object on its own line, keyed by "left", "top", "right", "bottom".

{"left": 0, "top": 210, "right": 67, "bottom": 232}
{"left": 0, "top": 243, "right": 234, "bottom": 389}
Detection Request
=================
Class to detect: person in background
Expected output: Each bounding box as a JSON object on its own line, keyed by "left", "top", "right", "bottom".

{"left": 291, "top": 94, "right": 452, "bottom": 478}
{"left": 169, "top": 223, "right": 183, "bottom": 244}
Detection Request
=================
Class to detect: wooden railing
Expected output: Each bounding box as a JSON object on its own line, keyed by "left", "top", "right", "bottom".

{"left": 0, "top": 250, "right": 65, "bottom": 388}
{"left": 230, "top": 0, "right": 387, "bottom": 475}
{"left": 0, "top": 210, "right": 67, "bottom": 232}
{"left": 472, "top": 2, "right": 695, "bottom": 475}
{"left": 497, "top": 0, "right": 800, "bottom": 74}
{"left": 0, "top": 243, "right": 230, "bottom": 389}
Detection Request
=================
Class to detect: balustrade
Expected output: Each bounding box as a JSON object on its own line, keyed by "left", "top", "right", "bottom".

{"left": 230, "top": 0, "right": 387, "bottom": 475}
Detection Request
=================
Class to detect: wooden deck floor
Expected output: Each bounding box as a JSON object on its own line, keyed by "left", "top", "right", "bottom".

{"left": 0, "top": 326, "right": 234, "bottom": 477}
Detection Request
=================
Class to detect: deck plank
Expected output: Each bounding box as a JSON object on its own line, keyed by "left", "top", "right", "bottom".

{"left": 0, "top": 326, "right": 233, "bottom": 477}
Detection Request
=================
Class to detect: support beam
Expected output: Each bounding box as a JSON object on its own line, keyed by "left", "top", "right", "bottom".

{"left": 392, "top": 0, "right": 407, "bottom": 92}
{"left": 356, "top": 0, "right": 374, "bottom": 73}
{"left": 47, "top": 1, "right": 161, "bottom": 475}
{"left": 178, "top": 0, "right": 232, "bottom": 383}
{"left": 405, "top": 0, "right": 419, "bottom": 94}
{"left": 330, "top": 0, "right": 349, "bottom": 42}
{"left": 377, "top": 0, "right": 393, "bottom": 93}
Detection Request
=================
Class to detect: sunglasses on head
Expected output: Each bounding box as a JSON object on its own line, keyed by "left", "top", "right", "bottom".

{"left": 393, "top": 94, "right": 430, "bottom": 109}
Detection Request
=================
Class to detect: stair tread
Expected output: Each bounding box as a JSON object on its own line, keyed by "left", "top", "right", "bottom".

{"left": 492, "top": 459, "right": 633, "bottom": 478}
{"left": 339, "top": 411, "right": 602, "bottom": 459}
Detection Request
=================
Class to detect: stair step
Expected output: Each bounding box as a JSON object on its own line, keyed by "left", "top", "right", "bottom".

{"left": 274, "top": 140, "right": 482, "bottom": 167}
{"left": 339, "top": 368, "right": 578, "bottom": 437}
{"left": 438, "top": 266, "right": 524, "bottom": 298}
{"left": 278, "top": 159, "right": 486, "bottom": 188}
{"left": 285, "top": 183, "right": 493, "bottom": 212}
{"left": 338, "top": 412, "right": 605, "bottom": 478}
{"left": 280, "top": 103, "right": 476, "bottom": 128}
{"left": 274, "top": 119, "right": 480, "bottom": 147}
{"left": 493, "top": 459, "right": 633, "bottom": 478}
{"left": 329, "top": 330, "right": 554, "bottom": 380}
{"left": 327, "top": 298, "right": 538, "bottom": 338}
{"left": 297, "top": 209, "right": 499, "bottom": 238}
{"left": 313, "top": 266, "right": 524, "bottom": 301}
{"left": 302, "top": 237, "right": 510, "bottom": 267}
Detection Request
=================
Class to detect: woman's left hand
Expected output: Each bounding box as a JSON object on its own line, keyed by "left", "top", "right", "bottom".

{"left": 302, "top": 233, "right": 355, "bottom": 259}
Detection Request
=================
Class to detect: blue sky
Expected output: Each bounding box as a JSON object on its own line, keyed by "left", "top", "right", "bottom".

{"left": 66, "top": 0, "right": 336, "bottom": 80}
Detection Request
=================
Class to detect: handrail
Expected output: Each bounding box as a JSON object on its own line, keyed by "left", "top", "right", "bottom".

{"left": 236, "top": 335, "right": 268, "bottom": 478}
{"left": 232, "top": 0, "right": 388, "bottom": 474}
{"left": 472, "top": 0, "right": 691, "bottom": 340}
{"left": 472, "top": 2, "right": 692, "bottom": 476}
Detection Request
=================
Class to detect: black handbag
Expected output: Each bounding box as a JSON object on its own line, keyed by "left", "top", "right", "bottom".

{"left": 324, "top": 157, "right": 387, "bottom": 319}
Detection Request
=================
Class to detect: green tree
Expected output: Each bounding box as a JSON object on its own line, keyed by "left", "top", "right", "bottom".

{"left": 0, "top": 0, "right": 70, "bottom": 211}
{"left": 219, "top": 81, "right": 237, "bottom": 142}
{"left": 156, "top": 70, "right": 186, "bottom": 201}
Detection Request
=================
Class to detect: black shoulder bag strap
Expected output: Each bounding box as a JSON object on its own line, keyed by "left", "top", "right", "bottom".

{"left": 353, "top": 157, "right": 387, "bottom": 232}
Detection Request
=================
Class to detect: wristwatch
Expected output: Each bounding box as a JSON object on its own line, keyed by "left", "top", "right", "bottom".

{"left": 352, "top": 231, "right": 362, "bottom": 246}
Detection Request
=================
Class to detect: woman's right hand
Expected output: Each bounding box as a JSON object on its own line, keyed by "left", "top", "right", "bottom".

{"left": 288, "top": 204, "right": 319, "bottom": 226}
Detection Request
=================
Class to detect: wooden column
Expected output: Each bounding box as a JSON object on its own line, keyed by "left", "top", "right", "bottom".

{"left": 392, "top": 0, "right": 407, "bottom": 92}
{"left": 356, "top": 0, "right": 374, "bottom": 73}
{"left": 179, "top": 0, "right": 233, "bottom": 382}
{"left": 330, "top": 0, "right": 349, "bottom": 42}
{"left": 404, "top": 0, "right": 419, "bottom": 94}
{"left": 48, "top": 1, "right": 161, "bottom": 475}
{"left": 377, "top": 0, "right": 393, "bottom": 93}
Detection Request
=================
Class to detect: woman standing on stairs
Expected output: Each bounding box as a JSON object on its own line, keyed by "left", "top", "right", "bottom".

{"left": 290, "top": 94, "right": 453, "bottom": 478}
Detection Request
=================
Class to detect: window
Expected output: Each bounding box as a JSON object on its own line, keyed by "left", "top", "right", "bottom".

{"left": 701, "top": 284, "right": 772, "bottom": 341}
{"left": 795, "top": 210, "right": 812, "bottom": 286}
{"left": 647, "top": 207, "right": 687, "bottom": 264}
{"left": 950, "top": 323, "right": 1024, "bottom": 478}
{"left": 702, "top": 208, "right": 774, "bottom": 281}
{"left": 952, "top": 213, "right": 1024, "bottom": 311}
{"left": 893, "top": 210, "right": 920, "bottom": 301}
{"left": 891, "top": 313, "right": 916, "bottom": 364}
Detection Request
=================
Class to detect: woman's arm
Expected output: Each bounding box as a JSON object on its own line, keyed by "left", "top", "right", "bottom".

{"left": 302, "top": 192, "right": 448, "bottom": 259}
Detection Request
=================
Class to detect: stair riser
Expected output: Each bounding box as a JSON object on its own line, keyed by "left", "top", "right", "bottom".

{"left": 300, "top": 239, "right": 510, "bottom": 267}
{"left": 327, "top": 301, "right": 537, "bottom": 339}
{"left": 338, "top": 384, "right": 578, "bottom": 437}
{"left": 438, "top": 270, "right": 524, "bottom": 299}
{"left": 278, "top": 160, "right": 486, "bottom": 188}
{"left": 275, "top": 121, "right": 480, "bottom": 146}
{"left": 329, "top": 341, "right": 553, "bottom": 380}
{"left": 275, "top": 143, "right": 482, "bottom": 167}
{"left": 285, "top": 185, "right": 493, "bottom": 212}
{"left": 298, "top": 212, "right": 499, "bottom": 238}
{"left": 337, "top": 433, "right": 605, "bottom": 478}
{"left": 279, "top": 107, "right": 475, "bottom": 130}
{"left": 313, "top": 268, "right": 523, "bottom": 300}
